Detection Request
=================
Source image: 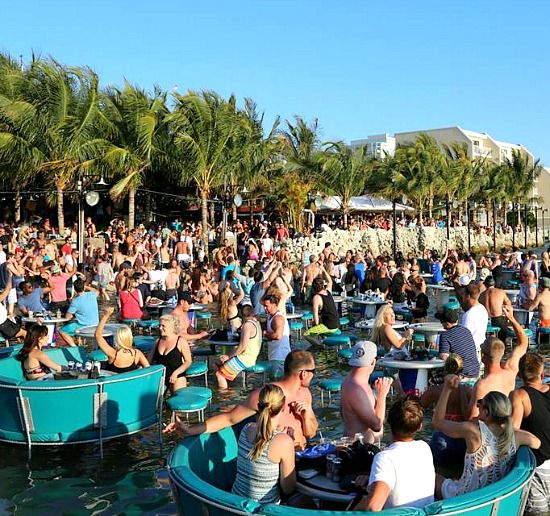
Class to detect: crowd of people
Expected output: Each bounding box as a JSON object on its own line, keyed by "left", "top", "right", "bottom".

{"left": 1, "top": 214, "right": 550, "bottom": 513}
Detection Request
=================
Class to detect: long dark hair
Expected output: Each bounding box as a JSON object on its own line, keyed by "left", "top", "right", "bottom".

{"left": 16, "top": 324, "right": 48, "bottom": 363}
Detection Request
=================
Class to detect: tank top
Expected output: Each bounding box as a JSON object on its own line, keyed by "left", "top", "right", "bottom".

{"left": 266, "top": 311, "right": 290, "bottom": 361}
{"left": 232, "top": 423, "right": 281, "bottom": 504}
{"left": 105, "top": 349, "right": 139, "bottom": 374}
{"left": 120, "top": 289, "right": 143, "bottom": 320}
{"left": 520, "top": 385, "right": 550, "bottom": 466}
{"left": 318, "top": 292, "right": 339, "bottom": 329}
{"left": 237, "top": 319, "right": 263, "bottom": 368}
{"left": 449, "top": 421, "right": 516, "bottom": 496}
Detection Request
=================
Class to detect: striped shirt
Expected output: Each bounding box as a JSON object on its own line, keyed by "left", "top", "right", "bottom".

{"left": 439, "top": 325, "right": 480, "bottom": 378}
{"left": 232, "top": 423, "right": 281, "bottom": 504}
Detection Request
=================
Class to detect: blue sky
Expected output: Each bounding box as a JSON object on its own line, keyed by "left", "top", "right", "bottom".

{"left": 2, "top": 0, "right": 550, "bottom": 163}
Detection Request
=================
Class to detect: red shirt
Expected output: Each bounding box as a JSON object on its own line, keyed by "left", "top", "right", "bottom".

{"left": 61, "top": 243, "right": 72, "bottom": 256}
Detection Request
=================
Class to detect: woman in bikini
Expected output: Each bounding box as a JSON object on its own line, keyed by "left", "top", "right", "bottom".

{"left": 95, "top": 307, "right": 149, "bottom": 373}
{"left": 16, "top": 324, "right": 63, "bottom": 380}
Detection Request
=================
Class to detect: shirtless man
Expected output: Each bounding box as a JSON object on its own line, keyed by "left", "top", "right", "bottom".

{"left": 454, "top": 253, "right": 470, "bottom": 278}
{"left": 111, "top": 245, "right": 125, "bottom": 271}
{"left": 174, "top": 234, "right": 192, "bottom": 266}
{"left": 527, "top": 277, "right": 550, "bottom": 329}
{"left": 170, "top": 290, "right": 209, "bottom": 342}
{"left": 479, "top": 276, "right": 512, "bottom": 341}
{"left": 301, "top": 255, "right": 322, "bottom": 303}
{"left": 468, "top": 305, "right": 527, "bottom": 419}
{"left": 274, "top": 243, "right": 290, "bottom": 263}
{"left": 164, "top": 350, "right": 318, "bottom": 450}
{"left": 163, "top": 260, "right": 180, "bottom": 298}
{"left": 341, "top": 341, "right": 393, "bottom": 443}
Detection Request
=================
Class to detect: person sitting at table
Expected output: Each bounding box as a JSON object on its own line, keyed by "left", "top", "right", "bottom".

{"left": 468, "top": 305, "right": 527, "bottom": 419}
{"left": 434, "top": 376, "right": 540, "bottom": 500}
{"left": 219, "top": 281, "right": 244, "bottom": 335}
{"left": 216, "top": 304, "right": 262, "bottom": 389}
{"left": 164, "top": 350, "right": 318, "bottom": 450}
{"left": 95, "top": 307, "right": 149, "bottom": 373}
{"left": 410, "top": 276, "right": 430, "bottom": 323}
{"left": 342, "top": 340, "right": 393, "bottom": 444}
{"left": 16, "top": 324, "right": 63, "bottom": 380}
{"left": 371, "top": 304, "right": 413, "bottom": 356}
{"left": 354, "top": 395, "right": 435, "bottom": 511}
{"left": 421, "top": 354, "right": 472, "bottom": 467}
{"left": 527, "top": 276, "right": 550, "bottom": 329}
{"left": 149, "top": 314, "right": 192, "bottom": 393}
{"left": 119, "top": 279, "right": 144, "bottom": 321}
{"left": 303, "top": 269, "right": 340, "bottom": 346}
{"left": 231, "top": 383, "right": 296, "bottom": 504}
{"left": 59, "top": 279, "right": 99, "bottom": 347}
{"left": 17, "top": 280, "right": 51, "bottom": 316}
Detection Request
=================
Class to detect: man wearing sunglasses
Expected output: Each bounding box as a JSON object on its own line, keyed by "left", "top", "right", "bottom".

{"left": 164, "top": 350, "right": 319, "bottom": 450}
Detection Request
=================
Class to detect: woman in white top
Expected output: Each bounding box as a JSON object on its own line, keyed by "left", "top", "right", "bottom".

{"left": 434, "top": 374, "right": 540, "bottom": 499}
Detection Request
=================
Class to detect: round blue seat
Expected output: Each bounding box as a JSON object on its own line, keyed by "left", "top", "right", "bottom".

{"left": 195, "top": 312, "right": 212, "bottom": 319}
{"left": 412, "top": 333, "right": 426, "bottom": 343}
{"left": 319, "top": 378, "right": 343, "bottom": 406}
{"left": 324, "top": 335, "right": 351, "bottom": 348}
{"left": 337, "top": 348, "right": 353, "bottom": 361}
{"left": 166, "top": 392, "right": 208, "bottom": 422}
{"left": 486, "top": 325, "right": 500, "bottom": 333}
{"left": 88, "top": 349, "right": 108, "bottom": 362}
{"left": 244, "top": 361, "right": 271, "bottom": 374}
{"left": 289, "top": 321, "right": 304, "bottom": 331}
{"left": 339, "top": 317, "right": 350, "bottom": 328}
{"left": 138, "top": 320, "right": 159, "bottom": 329}
{"left": 122, "top": 318, "right": 141, "bottom": 325}
{"left": 443, "top": 301, "right": 460, "bottom": 310}
{"left": 133, "top": 336, "right": 156, "bottom": 353}
{"left": 186, "top": 361, "right": 208, "bottom": 387}
{"left": 540, "top": 327, "right": 550, "bottom": 334}
{"left": 173, "top": 386, "right": 212, "bottom": 401}
{"left": 506, "top": 328, "right": 532, "bottom": 338}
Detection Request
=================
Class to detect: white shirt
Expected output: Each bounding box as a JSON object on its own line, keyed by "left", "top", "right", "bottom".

{"left": 148, "top": 269, "right": 168, "bottom": 290}
{"left": 369, "top": 440, "right": 435, "bottom": 509}
{"left": 266, "top": 311, "right": 290, "bottom": 361}
{"left": 461, "top": 303, "right": 489, "bottom": 352}
{"left": 0, "top": 250, "right": 6, "bottom": 265}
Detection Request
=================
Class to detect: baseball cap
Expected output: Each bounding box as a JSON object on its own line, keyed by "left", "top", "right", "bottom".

{"left": 479, "top": 268, "right": 491, "bottom": 281}
{"left": 177, "top": 291, "right": 194, "bottom": 303}
{"left": 541, "top": 277, "right": 550, "bottom": 289}
{"left": 458, "top": 274, "right": 471, "bottom": 286}
{"left": 51, "top": 264, "right": 62, "bottom": 274}
{"left": 437, "top": 307, "right": 459, "bottom": 324}
{"left": 349, "top": 340, "right": 378, "bottom": 367}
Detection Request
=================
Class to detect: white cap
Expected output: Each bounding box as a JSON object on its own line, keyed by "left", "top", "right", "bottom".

{"left": 349, "top": 340, "right": 378, "bottom": 367}
{"left": 458, "top": 274, "right": 471, "bottom": 286}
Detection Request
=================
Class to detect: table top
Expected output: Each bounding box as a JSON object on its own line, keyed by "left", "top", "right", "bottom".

{"left": 204, "top": 338, "right": 241, "bottom": 347}
{"left": 37, "top": 370, "right": 117, "bottom": 381}
{"left": 189, "top": 303, "right": 207, "bottom": 311}
{"left": 74, "top": 323, "right": 127, "bottom": 337}
{"left": 409, "top": 322, "right": 445, "bottom": 333}
{"left": 296, "top": 472, "right": 356, "bottom": 504}
{"left": 427, "top": 284, "right": 455, "bottom": 291}
{"left": 350, "top": 297, "right": 387, "bottom": 305}
{"left": 380, "top": 358, "right": 445, "bottom": 370}
{"left": 355, "top": 319, "right": 408, "bottom": 330}
{"left": 22, "top": 316, "right": 71, "bottom": 324}
{"left": 332, "top": 296, "right": 345, "bottom": 304}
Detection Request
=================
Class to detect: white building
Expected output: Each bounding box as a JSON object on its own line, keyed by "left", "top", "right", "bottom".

{"left": 350, "top": 133, "right": 395, "bottom": 159}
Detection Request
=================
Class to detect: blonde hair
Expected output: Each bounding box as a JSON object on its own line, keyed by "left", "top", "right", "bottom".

{"left": 219, "top": 285, "right": 233, "bottom": 321}
{"left": 482, "top": 391, "right": 514, "bottom": 458}
{"left": 249, "top": 384, "right": 285, "bottom": 462}
{"left": 114, "top": 325, "right": 134, "bottom": 350}
{"left": 160, "top": 314, "right": 180, "bottom": 335}
{"left": 371, "top": 304, "right": 394, "bottom": 348}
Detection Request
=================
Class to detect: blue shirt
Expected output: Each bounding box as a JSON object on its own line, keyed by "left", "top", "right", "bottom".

{"left": 354, "top": 263, "right": 366, "bottom": 285}
{"left": 439, "top": 325, "right": 480, "bottom": 378}
{"left": 68, "top": 291, "right": 99, "bottom": 326}
{"left": 431, "top": 261, "right": 444, "bottom": 284}
{"left": 18, "top": 288, "right": 47, "bottom": 313}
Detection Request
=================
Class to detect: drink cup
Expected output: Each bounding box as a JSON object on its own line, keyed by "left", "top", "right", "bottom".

{"left": 28, "top": 310, "right": 33, "bottom": 318}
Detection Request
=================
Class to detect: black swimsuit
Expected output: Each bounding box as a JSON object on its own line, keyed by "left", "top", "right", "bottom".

{"left": 104, "top": 349, "right": 139, "bottom": 374}
{"left": 153, "top": 337, "right": 185, "bottom": 386}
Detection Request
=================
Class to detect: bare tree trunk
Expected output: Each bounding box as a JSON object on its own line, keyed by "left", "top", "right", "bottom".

{"left": 128, "top": 187, "right": 136, "bottom": 230}
{"left": 201, "top": 191, "right": 209, "bottom": 244}
{"left": 343, "top": 209, "right": 348, "bottom": 229}
{"left": 14, "top": 188, "right": 21, "bottom": 223}
{"left": 57, "top": 185, "right": 65, "bottom": 235}
{"left": 428, "top": 196, "right": 433, "bottom": 220}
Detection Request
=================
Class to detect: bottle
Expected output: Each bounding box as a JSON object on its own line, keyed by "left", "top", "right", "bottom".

{"left": 90, "top": 362, "right": 100, "bottom": 379}
{"left": 354, "top": 432, "right": 364, "bottom": 445}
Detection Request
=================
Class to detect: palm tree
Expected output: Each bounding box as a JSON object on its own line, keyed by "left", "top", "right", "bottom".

{"left": 168, "top": 90, "right": 240, "bottom": 242}
{"left": 319, "top": 142, "right": 369, "bottom": 228}
{"left": 0, "top": 58, "right": 105, "bottom": 232}
{"left": 101, "top": 82, "right": 171, "bottom": 229}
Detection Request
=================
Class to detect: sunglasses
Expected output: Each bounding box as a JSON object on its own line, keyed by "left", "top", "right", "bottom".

{"left": 301, "top": 368, "right": 316, "bottom": 375}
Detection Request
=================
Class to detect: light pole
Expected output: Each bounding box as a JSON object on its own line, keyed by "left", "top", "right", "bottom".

{"left": 524, "top": 204, "right": 528, "bottom": 249}
{"left": 445, "top": 195, "right": 450, "bottom": 240}
{"left": 535, "top": 207, "right": 539, "bottom": 248}
{"left": 512, "top": 203, "right": 517, "bottom": 249}
{"left": 492, "top": 201, "right": 497, "bottom": 252}
{"left": 392, "top": 198, "right": 397, "bottom": 260}
{"left": 77, "top": 173, "right": 107, "bottom": 253}
{"left": 466, "top": 199, "right": 471, "bottom": 254}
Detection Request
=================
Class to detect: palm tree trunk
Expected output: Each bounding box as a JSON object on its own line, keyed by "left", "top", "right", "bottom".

{"left": 128, "top": 187, "right": 136, "bottom": 230}
{"left": 145, "top": 194, "right": 152, "bottom": 223}
{"left": 343, "top": 209, "right": 349, "bottom": 229}
{"left": 201, "top": 191, "right": 209, "bottom": 243}
{"left": 232, "top": 203, "right": 238, "bottom": 222}
{"left": 14, "top": 189, "right": 21, "bottom": 223}
{"left": 57, "top": 185, "right": 65, "bottom": 235}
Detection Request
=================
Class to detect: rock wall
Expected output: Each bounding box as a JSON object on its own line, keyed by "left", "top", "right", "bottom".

{"left": 287, "top": 227, "right": 544, "bottom": 259}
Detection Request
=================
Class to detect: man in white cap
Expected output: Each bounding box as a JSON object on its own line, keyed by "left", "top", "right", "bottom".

{"left": 341, "top": 340, "right": 393, "bottom": 443}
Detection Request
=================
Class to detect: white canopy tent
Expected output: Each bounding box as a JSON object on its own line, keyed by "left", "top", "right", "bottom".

{"left": 316, "top": 194, "right": 413, "bottom": 213}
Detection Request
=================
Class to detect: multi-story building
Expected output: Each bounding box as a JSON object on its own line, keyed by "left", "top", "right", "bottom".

{"left": 350, "top": 133, "right": 395, "bottom": 159}
{"left": 394, "top": 126, "right": 534, "bottom": 166}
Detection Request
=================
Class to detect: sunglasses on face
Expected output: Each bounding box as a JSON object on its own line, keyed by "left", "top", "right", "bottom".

{"left": 301, "top": 368, "right": 316, "bottom": 375}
